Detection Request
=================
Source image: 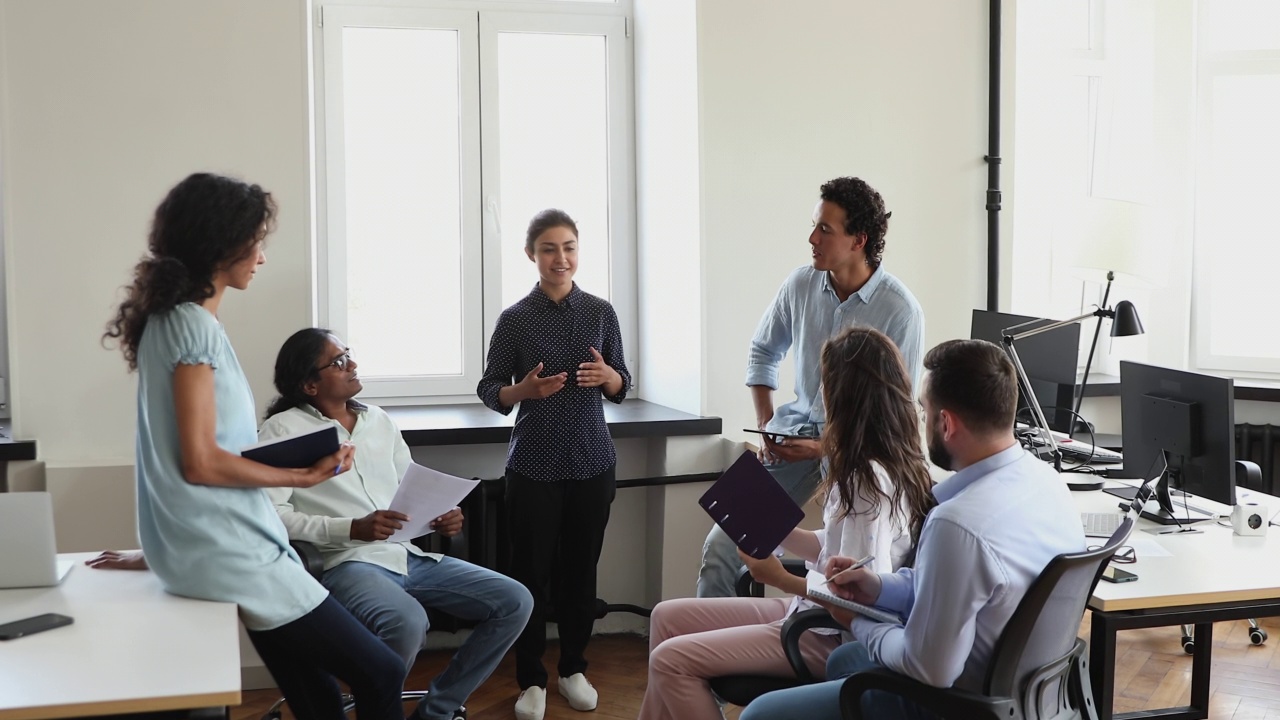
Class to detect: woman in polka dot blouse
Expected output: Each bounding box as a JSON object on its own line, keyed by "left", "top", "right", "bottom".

{"left": 477, "top": 208, "right": 632, "bottom": 720}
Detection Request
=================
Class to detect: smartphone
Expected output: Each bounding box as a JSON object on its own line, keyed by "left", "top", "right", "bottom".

{"left": 1101, "top": 566, "right": 1138, "bottom": 584}
{"left": 742, "top": 429, "right": 808, "bottom": 441}
{"left": 0, "top": 613, "right": 74, "bottom": 640}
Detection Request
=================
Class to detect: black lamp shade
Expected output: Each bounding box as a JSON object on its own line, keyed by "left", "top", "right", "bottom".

{"left": 1109, "top": 300, "right": 1144, "bottom": 337}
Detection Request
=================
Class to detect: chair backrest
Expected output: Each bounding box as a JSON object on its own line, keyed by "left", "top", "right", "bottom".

{"left": 983, "top": 516, "right": 1135, "bottom": 708}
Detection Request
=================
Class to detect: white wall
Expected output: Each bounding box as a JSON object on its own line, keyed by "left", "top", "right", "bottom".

{"left": 0, "top": 0, "right": 314, "bottom": 465}
{"left": 696, "top": 0, "right": 1000, "bottom": 438}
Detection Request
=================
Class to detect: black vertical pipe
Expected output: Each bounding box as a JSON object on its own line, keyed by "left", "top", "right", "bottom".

{"left": 985, "top": 0, "right": 1002, "bottom": 311}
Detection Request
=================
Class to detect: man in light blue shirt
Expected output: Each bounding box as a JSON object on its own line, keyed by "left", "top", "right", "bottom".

{"left": 740, "top": 339, "right": 1086, "bottom": 720}
{"left": 698, "top": 176, "right": 925, "bottom": 597}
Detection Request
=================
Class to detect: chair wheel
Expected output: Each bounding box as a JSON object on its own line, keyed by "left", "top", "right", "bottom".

{"left": 1250, "top": 628, "right": 1268, "bottom": 645}
{"left": 1181, "top": 636, "right": 1195, "bottom": 654}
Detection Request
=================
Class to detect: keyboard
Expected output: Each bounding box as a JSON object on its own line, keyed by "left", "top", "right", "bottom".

{"left": 1081, "top": 512, "right": 1125, "bottom": 538}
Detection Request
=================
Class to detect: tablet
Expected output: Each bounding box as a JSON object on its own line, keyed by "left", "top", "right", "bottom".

{"left": 742, "top": 428, "right": 809, "bottom": 440}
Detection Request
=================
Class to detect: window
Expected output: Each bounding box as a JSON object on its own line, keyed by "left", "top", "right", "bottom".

{"left": 1192, "top": 0, "right": 1280, "bottom": 374}
{"left": 315, "top": 2, "right": 634, "bottom": 399}
{"left": 1014, "top": 1, "right": 1280, "bottom": 377}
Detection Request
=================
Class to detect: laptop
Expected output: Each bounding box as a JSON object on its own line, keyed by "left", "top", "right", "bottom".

{"left": 0, "top": 492, "right": 74, "bottom": 588}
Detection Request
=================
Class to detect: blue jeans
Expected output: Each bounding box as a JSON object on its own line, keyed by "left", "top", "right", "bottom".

{"left": 696, "top": 451, "right": 822, "bottom": 598}
{"left": 322, "top": 555, "right": 533, "bottom": 720}
{"left": 740, "top": 642, "right": 940, "bottom": 720}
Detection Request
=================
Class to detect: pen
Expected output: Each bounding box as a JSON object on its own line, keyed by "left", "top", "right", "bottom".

{"left": 825, "top": 554, "right": 875, "bottom": 585}
{"left": 333, "top": 463, "right": 343, "bottom": 476}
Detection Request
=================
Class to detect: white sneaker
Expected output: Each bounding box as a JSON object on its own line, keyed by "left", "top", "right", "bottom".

{"left": 514, "top": 686, "right": 546, "bottom": 720}
{"left": 558, "top": 673, "right": 598, "bottom": 712}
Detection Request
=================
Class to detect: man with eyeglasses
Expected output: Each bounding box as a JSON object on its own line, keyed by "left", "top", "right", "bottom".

{"left": 259, "top": 328, "right": 533, "bottom": 720}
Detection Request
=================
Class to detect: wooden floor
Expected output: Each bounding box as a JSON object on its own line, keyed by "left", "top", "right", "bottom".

{"left": 232, "top": 615, "right": 1280, "bottom": 720}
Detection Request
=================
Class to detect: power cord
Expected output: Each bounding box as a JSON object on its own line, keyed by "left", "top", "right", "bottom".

{"left": 1014, "top": 405, "right": 1101, "bottom": 472}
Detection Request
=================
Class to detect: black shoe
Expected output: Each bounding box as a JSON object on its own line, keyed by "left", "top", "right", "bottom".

{"left": 451, "top": 707, "right": 467, "bottom": 720}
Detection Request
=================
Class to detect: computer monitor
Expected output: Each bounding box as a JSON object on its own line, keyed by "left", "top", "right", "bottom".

{"left": 970, "top": 310, "right": 1082, "bottom": 432}
{"left": 1111, "top": 360, "right": 1236, "bottom": 525}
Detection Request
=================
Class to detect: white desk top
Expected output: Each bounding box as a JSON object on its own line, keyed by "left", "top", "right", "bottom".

{"left": 1076, "top": 482, "right": 1280, "bottom": 613}
{"left": 0, "top": 552, "right": 241, "bottom": 720}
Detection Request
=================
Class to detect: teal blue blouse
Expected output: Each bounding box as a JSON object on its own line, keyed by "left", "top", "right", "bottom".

{"left": 134, "top": 303, "right": 326, "bottom": 631}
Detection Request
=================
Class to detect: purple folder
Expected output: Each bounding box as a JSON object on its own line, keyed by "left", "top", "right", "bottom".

{"left": 698, "top": 451, "right": 806, "bottom": 559}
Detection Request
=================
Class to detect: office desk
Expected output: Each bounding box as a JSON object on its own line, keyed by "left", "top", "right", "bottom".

{"left": 0, "top": 552, "right": 240, "bottom": 719}
{"left": 1075, "top": 484, "right": 1280, "bottom": 720}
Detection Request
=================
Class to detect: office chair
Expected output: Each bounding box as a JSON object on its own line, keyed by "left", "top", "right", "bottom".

{"left": 1180, "top": 620, "right": 1268, "bottom": 653}
{"left": 839, "top": 516, "right": 1135, "bottom": 720}
{"left": 259, "top": 535, "right": 471, "bottom": 720}
{"left": 705, "top": 560, "right": 846, "bottom": 707}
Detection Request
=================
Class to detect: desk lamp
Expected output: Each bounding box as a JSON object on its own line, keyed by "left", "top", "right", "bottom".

{"left": 1002, "top": 300, "right": 1143, "bottom": 489}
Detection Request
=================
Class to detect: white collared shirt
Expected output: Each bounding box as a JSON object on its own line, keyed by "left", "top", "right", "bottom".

{"left": 851, "top": 443, "right": 1086, "bottom": 692}
{"left": 262, "top": 403, "right": 435, "bottom": 575}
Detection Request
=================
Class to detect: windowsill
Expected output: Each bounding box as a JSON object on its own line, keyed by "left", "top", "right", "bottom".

{"left": 383, "top": 398, "right": 723, "bottom": 447}
{"left": 1080, "top": 373, "right": 1280, "bottom": 402}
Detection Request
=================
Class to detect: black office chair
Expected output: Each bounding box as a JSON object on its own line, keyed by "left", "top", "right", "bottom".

{"left": 259, "top": 534, "right": 471, "bottom": 720}
{"left": 705, "top": 560, "right": 846, "bottom": 707}
{"left": 839, "top": 516, "right": 1135, "bottom": 720}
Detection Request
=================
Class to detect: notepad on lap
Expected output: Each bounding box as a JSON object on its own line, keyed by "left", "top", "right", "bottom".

{"left": 241, "top": 426, "right": 340, "bottom": 468}
{"left": 805, "top": 570, "right": 903, "bottom": 625}
{"left": 698, "top": 451, "right": 806, "bottom": 559}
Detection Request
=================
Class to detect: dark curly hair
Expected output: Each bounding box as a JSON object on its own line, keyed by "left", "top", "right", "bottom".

{"left": 104, "top": 173, "right": 277, "bottom": 370}
{"left": 819, "top": 326, "right": 935, "bottom": 554}
{"left": 524, "top": 209, "right": 578, "bottom": 254}
{"left": 264, "top": 328, "right": 335, "bottom": 420}
{"left": 819, "top": 177, "right": 892, "bottom": 268}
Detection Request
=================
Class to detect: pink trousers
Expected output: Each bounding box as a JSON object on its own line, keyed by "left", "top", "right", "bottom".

{"left": 637, "top": 596, "right": 842, "bottom": 720}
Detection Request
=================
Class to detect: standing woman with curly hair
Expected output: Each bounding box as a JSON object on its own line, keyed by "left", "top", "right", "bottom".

{"left": 103, "top": 173, "right": 406, "bottom": 720}
{"left": 638, "top": 326, "right": 935, "bottom": 720}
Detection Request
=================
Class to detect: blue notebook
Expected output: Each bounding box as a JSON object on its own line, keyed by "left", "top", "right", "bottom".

{"left": 241, "top": 426, "right": 340, "bottom": 469}
{"left": 698, "top": 451, "right": 806, "bottom": 559}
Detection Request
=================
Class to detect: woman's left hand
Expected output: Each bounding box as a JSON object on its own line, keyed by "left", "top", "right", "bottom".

{"left": 737, "top": 548, "right": 790, "bottom": 589}
{"left": 86, "top": 550, "right": 148, "bottom": 571}
{"left": 575, "top": 348, "right": 620, "bottom": 389}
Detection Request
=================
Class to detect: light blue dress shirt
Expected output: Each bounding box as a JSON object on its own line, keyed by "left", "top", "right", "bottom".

{"left": 134, "top": 303, "right": 327, "bottom": 631}
{"left": 851, "top": 443, "right": 1086, "bottom": 692}
{"left": 746, "top": 265, "right": 924, "bottom": 435}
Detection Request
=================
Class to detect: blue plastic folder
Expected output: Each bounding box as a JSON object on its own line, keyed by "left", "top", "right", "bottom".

{"left": 698, "top": 451, "right": 806, "bottom": 559}
{"left": 240, "top": 426, "right": 340, "bottom": 469}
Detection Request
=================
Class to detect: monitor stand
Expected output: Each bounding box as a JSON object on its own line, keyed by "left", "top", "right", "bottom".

{"left": 1104, "top": 474, "right": 1211, "bottom": 526}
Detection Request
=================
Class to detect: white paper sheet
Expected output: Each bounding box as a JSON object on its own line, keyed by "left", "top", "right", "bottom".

{"left": 385, "top": 463, "right": 480, "bottom": 543}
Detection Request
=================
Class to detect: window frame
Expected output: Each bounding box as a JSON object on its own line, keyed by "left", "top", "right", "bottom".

{"left": 312, "top": 0, "right": 636, "bottom": 403}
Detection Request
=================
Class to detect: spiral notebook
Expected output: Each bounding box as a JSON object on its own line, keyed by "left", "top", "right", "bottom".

{"left": 805, "top": 570, "right": 903, "bottom": 625}
{"left": 697, "top": 451, "right": 806, "bottom": 559}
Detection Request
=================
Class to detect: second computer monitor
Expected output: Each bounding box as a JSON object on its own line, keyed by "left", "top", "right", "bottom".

{"left": 971, "top": 309, "right": 1081, "bottom": 431}
{"left": 1119, "top": 360, "right": 1236, "bottom": 508}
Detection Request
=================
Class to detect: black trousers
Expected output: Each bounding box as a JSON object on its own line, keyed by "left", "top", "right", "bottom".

{"left": 505, "top": 465, "right": 616, "bottom": 689}
{"left": 247, "top": 595, "right": 407, "bottom": 720}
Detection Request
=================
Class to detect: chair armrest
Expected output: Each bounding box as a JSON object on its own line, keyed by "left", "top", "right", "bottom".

{"left": 290, "top": 540, "right": 325, "bottom": 581}
{"left": 734, "top": 557, "right": 811, "bottom": 598}
{"left": 839, "top": 668, "right": 1014, "bottom": 720}
{"left": 780, "top": 608, "right": 845, "bottom": 683}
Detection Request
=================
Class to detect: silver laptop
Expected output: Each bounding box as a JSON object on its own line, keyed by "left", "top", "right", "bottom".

{"left": 0, "top": 492, "right": 74, "bottom": 588}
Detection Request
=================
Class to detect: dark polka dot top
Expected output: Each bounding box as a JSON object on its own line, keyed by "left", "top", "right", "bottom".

{"left": 477, "top": 283, "right": 631, "bottom": 482}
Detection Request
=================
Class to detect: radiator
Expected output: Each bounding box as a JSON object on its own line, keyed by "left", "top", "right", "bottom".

{"left": 1236, "top": 423, "right": 1280, "bottom": 495}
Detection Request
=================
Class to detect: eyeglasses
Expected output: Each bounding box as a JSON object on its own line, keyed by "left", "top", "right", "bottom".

{"left": 1090, "top": 545, "right": 1136, "bottom": 564}
{"left": 317, "top": 350, "right": 353, "bottom": 373}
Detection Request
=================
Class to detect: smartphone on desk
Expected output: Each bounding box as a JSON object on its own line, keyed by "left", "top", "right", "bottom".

{"left": 0, "top": 612, "right": 74, "bottom": 640}
{"left": 1101, "top": 566, "right": 1138, "bottom": 584}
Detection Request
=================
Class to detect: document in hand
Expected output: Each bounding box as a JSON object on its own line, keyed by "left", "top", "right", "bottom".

{"left": 697, "top": 451, "right": 805, "bottom": 559}
{"left": 241, "top": 426, "right": 340, "bottom": 468}
{"left": 385, "top": 464, "right": 480, "bottom": 543}
{"left": 805, "top": 570, "right": 903, "bottom": 625}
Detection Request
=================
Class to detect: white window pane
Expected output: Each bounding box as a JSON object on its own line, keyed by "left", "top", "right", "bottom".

{"left": 342, "top": 27, "right": 464, "bottom": 377}
{"left": 1202, "top": 75, "right": 1280, "bottom": 359}
{"left": 497, "top": 32, "right": 610, "bottom": 309}
{"left": 1203, "top": 0, "right": 1280, "bottom": 52}
{"left": 1019, "top": 0, "right": 1094, "bottom": 52}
